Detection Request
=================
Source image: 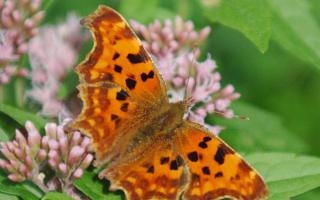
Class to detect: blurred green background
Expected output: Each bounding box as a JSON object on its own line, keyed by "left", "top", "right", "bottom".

{"left": 1, "top": 0, "right": 320, "bottom": 199}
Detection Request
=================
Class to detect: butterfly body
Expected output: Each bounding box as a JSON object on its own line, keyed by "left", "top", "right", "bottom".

{"left": 71, "top": 5, "right": 268, "bottom": 200}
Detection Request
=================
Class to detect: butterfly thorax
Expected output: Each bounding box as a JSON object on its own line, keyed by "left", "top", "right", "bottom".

{"left": 117, "top": 101, "right": 186, "bottom": 160}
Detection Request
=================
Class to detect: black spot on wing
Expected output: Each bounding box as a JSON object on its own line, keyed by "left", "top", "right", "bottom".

{"left": 140, "top": 70, "right": 155, "bottom": 82}
{"left": 127, "top": 46, "right": 148, "bottom": 64}
{"left": 203, "top": 136, "right": 212, "bottom": 142}
{"left": 214, "top": 144, "right": 233, "bottom": 165}
{"left": 114, "top": 65, "right": 122, "bottom": 73}
{"left": 160, "top": 157, "right": 170, "bottom": 165}
{"left": 126, "top": 78, "right": 136, "bottom": 90}
{"left": 187, "top": 151, "right": 198, "bottom": 162}
{"left": 202, "top": 167, "right": 210, "bottom": 175}
{"left": 111, "top": 114, "right": 119, "bottom": 121}
{"left": 170, "top": 160, "right": 178, "bottom": 170}
{"left": 113, "top": 52, "right": 120, "bottom": 60}
{"left": 120, "top": 103, "right": 129, "bottom": 112}
{"left": 141, "top": 73, "right": 148, "bottom": 82}
{"left": 215, "top": 171, "right": 223, "bottom": 178}
{"left": 198, "top": 141, "right": 208, "bottom": 149}
{"left": 116, "top": 90, "right": 128, "bottom": 101}
{"left": 147, "top": 166, "right": 154, "bottom": 173}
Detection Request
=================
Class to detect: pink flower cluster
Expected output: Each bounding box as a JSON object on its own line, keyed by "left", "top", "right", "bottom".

{"left": 132, "top": 17, "right": 240, "bottom": 134}
{"left": 0, "top": 119, "right": 93, "bottom": 198}
{"left": 0, "top": 0, "right": 44, "bottom": 84}
{"left": 26, "top": 13, "right": 88, "bottom": 118}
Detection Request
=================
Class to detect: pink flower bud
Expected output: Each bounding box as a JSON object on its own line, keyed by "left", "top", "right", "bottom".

{"left": 48, "top": 139, "right": 59, "bottom": 150}
{"left": 18, "top": 164, "right": 28, "bottom": 175}
{"left": 80, "top": 137, "right": 91, "bottom": 149}
{"left": 0, "top": 159, "right": 8, "bottom": 169}
{"left": 17, "top": 43, "right": 28, "bottom": 54}
{"left": 56, "top": 126, "right": 65, "bottom": 138}
{"left": 13, "top": 147, "right": 24, "bottom": 160}
{"left": 25, "top": 121, "right": 37, "bottom": 133}
{"left": 24, "top": 19, "right": 34, "bottom": 29}
{"left": 45, "top": 123, "right": 57, "bottom": 139}
{"left": 28, "top": 130, "right": 41, "bottom": 149}
{"left": 1, "top": 146, "right": 16, "bottom": 160}
{"left": 30, "top": 0, "right": 41, "bottom": 12}
{"left": 59, "top": 137, "right": 68, "bottom": 158}
{"left": 48, "top": 150, "right": 59, "bottom": 161}
{"left": 206, "top": 103, "right": 215, "bottom": 113}
{"left": 12, "top": 10, "right": 21, "bottom": 22}
{"left": 36, "top": 149, "right": 47, "bottom": 162}
{"left": 72, "top": 168, "right": 83, "bottom": 179}
{"left": 80, "top": 154, "right": 93, "bottom": 169}
{"left": 8, "top": 173, "right": 25, "bottom": 182}
{"left": 41, "top": 136, "right": 49, "bottom": 150}
{"left": 25, "top": 155, "right": 33, "bottom": 168}
{"left": 71, "top": 131, "right": 81, "bottom": 146}
{"left": 195, "top": 108, "right": 207, "bottom": 117}
{"left": 48, "top": 159, "right": 57, "bottom": 168}
{"left": 199, "top": 26, "right": 211, "bottom": 42}
{"left": 26, "top": 172, "right": 32, "bottom": 179}
{"left": 68, "top": 146, "right": 84, "bottom": 165}
{"left": 32, "top": 11, "right": 44, "bottom": 24}
{"left": 5, "top": 163, "right": 15, "bottom": 173}
{"left": 58, "top": 163, "right": 68, "bottom": 174}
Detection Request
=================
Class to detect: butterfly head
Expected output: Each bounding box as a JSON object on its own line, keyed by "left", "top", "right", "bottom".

{"left": 169, "top": 97, "right": 194, "bottom": 120}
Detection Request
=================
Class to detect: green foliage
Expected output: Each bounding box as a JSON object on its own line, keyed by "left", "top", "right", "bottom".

{"left": 204, "top": 0, "right": 272, "bottom": 53}
{"left": 0, "top": 193, "right": 19, "bottom": 200}
{"left": 41, "top": 192, "right": 73, "bottom": 200}
{"left": 119, "top": 0, "right": 175, "bottom": 22}
{"left": 247, "top": 153, "right": 320, "bottom": 199}
{"left": 0, "top": 171, "right": 43, "bottom": 200}
{"left": 0, "top": 104, "right": 47, "bottom": 130}
{"left": 209, "top": 101, "right": 309, "bottom": 153}
{"left": 269, "top": 0, "right": 320, "bottom": 69}
{"left": 74, "top": 170, "right": 123, "bottom": 200}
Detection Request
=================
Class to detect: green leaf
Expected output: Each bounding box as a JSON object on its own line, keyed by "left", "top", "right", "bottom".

{"left": 0, "top": 126, "right": 9, "bottom": 141}
{"left": 0, "top": 192, "right": 19, "bottom": 200}
{"left": 119, "top": 0, "right": 174, "bottom": 23}
{"left": 0, "top": 104, "right": 47, "bottom": 130}
{"left": 208, "top": 101, "right": 309, "bottom": 153}
{"left": 0, "top": 170, "right": 43, "bottom": 200}
{"left": 268, "top": 0, "right": 320, "bottom": 68}
{"left": 247, "top": 153, "right": 320, "bottom": 199}
{"left": 203, "top": 0, "right": 272, "bottom": 53}
{"left": 74, "top": 170, "right": 123, "bottom": 200}
{"left": 41, "top": 192, "right": 73, "bottom": 200}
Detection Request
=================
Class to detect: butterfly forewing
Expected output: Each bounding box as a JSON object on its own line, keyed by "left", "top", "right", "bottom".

{"left": 70, "top": 5, "right": 168, "bottom": 163}
{"left": 76, "top": 5, "right": 167, "bottom": 103}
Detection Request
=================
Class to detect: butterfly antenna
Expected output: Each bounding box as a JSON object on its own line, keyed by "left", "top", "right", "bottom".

{"left": 213, "top": 110, "right": 250, "bottom": 120}
{"left": 183, "top": 45, "right": 198, "bottom": 104}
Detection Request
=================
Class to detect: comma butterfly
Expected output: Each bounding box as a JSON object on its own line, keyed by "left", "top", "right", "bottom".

{"left": 70, "top": 5, "right": 268, "bottom": 200}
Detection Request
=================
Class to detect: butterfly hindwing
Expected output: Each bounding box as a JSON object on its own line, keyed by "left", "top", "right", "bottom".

{"left": 101, "top": 143, "right": 187, "bottom": 200}
{"left": 176, "top": 122, "right": 268, "bottom": 200}
{"left": 77, "top": 5, "right": 167, "bottom": 103}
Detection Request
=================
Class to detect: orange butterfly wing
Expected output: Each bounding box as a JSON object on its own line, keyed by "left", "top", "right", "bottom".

{"left": 99, "top": 122, "right": 267, "bottom": 200}
{"left": 176, "top": 122, "right": 268, "bottom": 200}
{"left": 70, "top": 6, "right": 168, "bottom": 161}
{"left": 77, "top": 5, "right": 167, "bottom": 102}
{"left": 102, "top": 143, "right": 187, "bottom": 200}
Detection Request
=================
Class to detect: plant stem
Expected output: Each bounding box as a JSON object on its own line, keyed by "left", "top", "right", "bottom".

{"left": 15, "top": 77, "right": 25, "bottom": 107}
